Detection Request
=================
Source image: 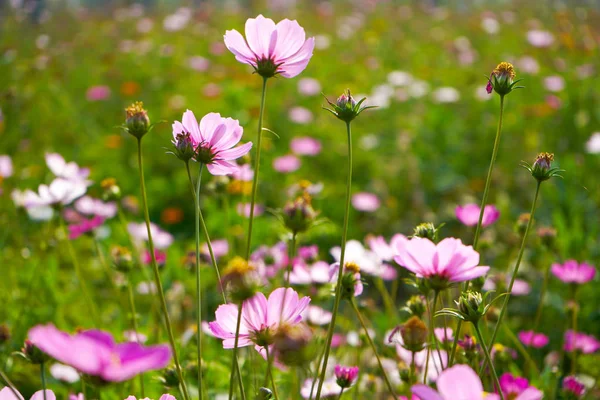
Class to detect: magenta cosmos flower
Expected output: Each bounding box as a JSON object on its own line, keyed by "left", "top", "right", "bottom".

{"left": 499, "top": 373, "right": 543, "bottom": 400}
{"left": 564, "top": 330, "right": 600, "bottom": 354}
{"left": 412, "top": 364, "right": 501, "bottom": 400}
{"left": 209, "top": 287, "right": 310, "bottom": 350}
{"left": 27, "top": 324, "right": 171, "bottom": 382}
{"left": 68, "top": 215, "right": 105, "bottom": 240}
{"left": 455, "top": 203, "right": 500, "bottom": 227}
{"left": 562, "top": 376, "right": 586, "bottom": 398}
{"left": 224, "top": 15, "right": 315, "bottom": 79}
{"left": 334, "top": 365, "right": 359, "bottom": 388}
{"left": 551, "top": 260, "right": 596, "bottom": 284}
{"left": 394, "top": 237, "right": 489, "bottom": 287}
{"left": 0, "top": 388, "right": 55, "bottom": 400}
{"left": 172, "top": 110, "right": 252, "bottom": 175}
{"left": 518, "top": 330, "right": 549, "bottom": 348}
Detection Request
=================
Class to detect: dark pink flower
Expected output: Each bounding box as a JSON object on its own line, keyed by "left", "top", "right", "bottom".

{"left": 68, "top": 215, "right": 106, "bottom": 240}
{"left": 27, "top": 324, "right": 171, "bottom": 382}
{"left": 518, "top": 330, "right": 549, "bottom": 348}
{"left": 142, "top": 249, "right": 166, "bottom": 266}
{"left": 562, "top": 376, "right": 586, "bottom": 398}
{"left": 551, "top": 260, "right": 596, "bottom": 284}
{"left": 172, "top": 111, "right": 252, "bottom": 176}
{"left": 498, "top": 373, "right": 543, "bottom": 400}
{"left": 334, "top": 365, "right": 359, "bottom": 388}
{"left": 394, "top": 237, "right": 489, "bottom": 285}
{"left": 564, "top": 330, "right": 600, "bottom": 354}
{"left": 455, "top": 203, "right": 500, "bottom": 227}
{"left": 224, "top": 15, "right": 315, "bottom": 78}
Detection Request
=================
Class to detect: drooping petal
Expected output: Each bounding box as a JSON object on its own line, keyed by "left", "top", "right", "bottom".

{"left": 206, "top": 160, "right": 239, "bottom": 176}
{"left": 224, "top": 29, "right": 257, "bottom": 65}
{"left": 0, "top": 387, "right": 24, "bottom": 400}
{"left": 102, "top": 343, "right": 171, "bottom": 382}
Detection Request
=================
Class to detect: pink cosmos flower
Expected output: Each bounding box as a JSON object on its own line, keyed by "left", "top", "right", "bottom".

{"left": 172, "top": 111, "right": 252, "bottom": 175}
{"left": 251, "top": 242, "right": 288, "bottom": 278}
{"left": 289, "top": 260, "right": 331, "bottom": 285}
{"left": 367, "top": 234, "right": 408, "bottom": 262}
{"left": 142, "top": 249, "right": 166, "bottom": 266}
{"left": 562, "top": 376, "right": 586, "bottom": 398}
{"left": 297, "top": 77, "right": 321, "bottom": 96}
{"left": 201, "top": 239, "right": 229, "bottom": 261}
{"left": 128, "top": 222, "right": 174, "bottom": 250}
{"left": 0, "top": 155, "right": 13, "bottom": 178}
{"left": 209, "top": 287, "right": 310, "bottom": 350}
{"left": 434, "top": 327, "right": 454, "bottom": 343}
{"left": 45, "top": 153, "right": 90, "bottom": 183}
{"left": 0, "top": 388, "right": 56, "bottom": 400}
{"left": 273, "top": 154, "right": 301, "bottom": 173}
{"left": 351, "top": 192, "right": 380, "bottom": 212}
{"left": 86, "top": 85, "right": 111, "bottom": 101}
{"left": 301, "top": 305, "right": 332, "bottom": 326}
{"left": 499, "top": 373, "right": 543, "bottom": 400}
{"left": 125, "top": 396, "right": 175, "bottom": 400}
{"left": 24, "top": 178, "right": 87, "bottom": 208}
{"left": 394, "top": 237, "right": 489, "bottom": 285}
{"left": 27, "top": 324, "right": 171, "bottom": 382}
{"left": 224, "top": 15, "right": 315, "bottom": 78}
{"left": 297, "top": 245, "right": 319, "bottom": 262}
{"left": 564, "top": 330, "right": 600, "bottom": 354}
{"left": 231, "top": 164, "right": 254, "bottom": 181}
{"left": 527, "top": 30, "right": 554, "bottom": 47}
{"left": 288, "top": 106, "right": 313, "bottom": 124}
{"left": 331, "top": 240, "right": 395, "bottom": 280}
{"left": 300, "top": 378, "right": 340, "bottom": 399}
{"left": 69, "top": 394, "right": 84, "bottom": 400}
{"left": 544, "top": 75, "right": 565, "bottom": 92}
{"left": 74, "top": 196, "right": 117, "bottom": 219}
{"left": 551, "top": 260, "right": 596, "bottom": 284}
{"left": 68, "top": 215, "right": 106, "bottom": 240}
{"left": 236, "top": 202, "right": 264, "bottom": 218}
{"left": 455, "top": 203, "right": 500, "bottom": 227}
{"left": 518, "top": 330, "right": 549, "bottom": 348}
{"left": 412, "top": 364, "right": 501, "bottom": 400}
{"left": 334, "top": 365, "right": 359, "bottom": 388}
{"left": 290, "top": 136, "right": 322, "bottom": 156}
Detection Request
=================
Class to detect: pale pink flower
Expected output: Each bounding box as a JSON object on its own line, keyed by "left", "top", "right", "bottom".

{"left": 0, "top": 155, "right": 13, "bottom": 178}
{"left": 288, "top": 106, "right": 313, "bottom": 124}
{"left": 297, "top": 77, "right": 321, "bottom": 96}
{"left": 86, "top": 85, "right": 111, "bottom": 101}
{"left": 24, "top": 178, "right": 87, "bottom": 208}
{"left": 172, "top": 110, "right": 252, "bottom": 175}
{"left": 527, "top": 30, "right": 554, "bottom": 47}
{"left": 455, "top": 203, "right": 500, "bottom": 227}
{"left": 290, "top": 136, "right": 321, "bottom": 156}
{"left": 367, "top": 234, "right": 408, "bottom": 262}
{"left": 394, "top": 237, "right": 489, "bottom": 284}
{"left": 331, "top": 240, "right": 393, "bottom": 279}
{"left": 201, "top": 239, "right": 229, "bottom": 261}
{"left": 232, "top": 164, "right": 254, "bottom": 181}
{"left": 224, "top": 15, "right": 315, "bottom": 78}
{"left": 125, "top": 396, "right": 175, "bottom": 400}
{"left": 518, "top": 331, "right": 549, "bottom": 348}
{"left": 564, "top": 330, "right": 600, "bottom": 354}
{"left": 412, "top": 364, "right": 501, "bottom": 400}
{"left": 45, "top": 153, "right": 90, "bottom": 183}
{"left": 301, "top": 305, "right": 332, "bottom": 326}
{"left": 434, "top": 328, "right": 454, "bottom": 343}
{"left": 289, "top": 260, "right": 331, "bottom": 285}
{"left": 544, "top": 75, "right": 565, "bottom": 92}
{"left": 551, "top": 260, "right": 596, "bottom": 284}
{"left": 351, "top": 192, "right": 380, "bottom": 212}
{"left": 142, "top": 249, "right": 166, "bottom": 266}
{"left": 236, "top": 202, "right": 264, "bottom": 218}
{"left": 273, "top": 154, "right": 301, "bottom": 173}
{"left": 74, "top": 196, "right": 117, "bottom": 219}
{"left": 586, "top": 132, "right": 600, "bottom": 154}
{"left": 128, "top": 222, "right": 174, "bottom": 250}
{"left": 209, "top": 287, "right": 310, "bottom": 350}
{"left": 187, "top": 56, "right": 210, "bottom": 72}
{"left": 0, "top": 388, "right": 56, "bottom": 400}
{"left": 49, "top": 363, "right": 80, "bottom": 383}
{"left": 251, "top": 242, "right": 288, "bottom": 278}
{"left": 300, "top": 379, "right": 340, "bottom": 398}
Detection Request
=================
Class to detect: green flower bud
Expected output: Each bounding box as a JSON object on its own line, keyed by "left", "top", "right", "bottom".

{"left": 125, "top": 101, "right": 150, "bottom": 139}
{"left": 282, "top": 195, "right": 318, "bottom": 235}
{"left": 458, "top": 290, "right": 483, "bottom": 322}
{"left": 324, "top": 89, "right": 375, "bottom": 123}
{"left": 411, "top": 222, "right": 441, "bottom": 241}
{"left": 398, "top": 316, "right": 428, "bottom": 353}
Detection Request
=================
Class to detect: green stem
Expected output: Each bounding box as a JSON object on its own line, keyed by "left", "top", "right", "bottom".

{"left": 473, "top": 95, "right": 505, "bottom": 250}
{"left": 59, "top": 217, "right": 99, "bottom": 327}
{"left": 571, "top": 286, "right": 578, "bottom": 374}
{"left": 410, "top": 351, "right": 416, "bottom": 384}
{"left": 285, "top": 233, "right": 297, "bottom": 288}
{"left": 473, "top": 323, "right": 505, "bottom": 400}
{"left": 0, "top": 369, "right": 21, "bottom": 399}
{"left": 228, "top": 302, "right": 247, "bottom": 400}
{"left": 532, "top": 261, "right": 552, "bottom": 333}
{"left": 127, "top": 282, "right": 145, "bottom": 396}
{"left": 482, "top": 181, "right": 541, "bottom": 374}
{"left": 265, "top": 346, "right": 280, "bottom": 400}
{"left": 315, "top": 121, "right": 353, "bottom": 400}
{"left": 308, "top": 338, "right": 327, "bottom": 400}
{"left": 431, "top": 291, "right": 444, "bottom": 371}
{"left": 40, "top": 361, "right": 47, "bottom": 400}
{"left": 136, "top": 138, "right": 190, "bottom": 400}
{"left": 350, "top": 299, "right": 397, "bottom": 398}
{"left": 336, "top": 387, "right": 345, "bottom": 400}
{"left": 245, "top": 76, "right": 268, "bottom": 260}
{"left": 374, "top": 278, "right": 396, "bottom": 319}
{"left": 93, "top": 238, "right": 120, "bottom": 298}
{"left": 448, "top": 322, "right": 461, "bottom": 367}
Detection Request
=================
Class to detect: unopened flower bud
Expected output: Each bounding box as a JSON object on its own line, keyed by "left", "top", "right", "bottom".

{"left": 399, "top": 316, "right": 428, "bottom": 352}
{"left": 160, "top": 366, "right": 180, "bottom": 388}
{"left": 340, "top": 262, "right": 362, "bottom": 300}
{"left": 470, "top": 276, "right": 487, "bottom": 292}
{"left": 458, "top": 290, "right": 484, "bottom": 322}
{"left": 515, "top": 213, "right": 531, "bottom": 235}
{"left": 222, "top": 257, "right": 260, "bottom": 303}
{"left": 101, "top": 178, "right": 121, "bottom": 201}
{"left": 324, "top": 89, "right": 374, "bottom": 123}
{"left": 110, "top": 245, "right": 134, "bottom": 273}
{"left": 0, "top": 324, "right": 10, "bottom": 345}
{"left": 334, "top": 365, "right": 359, "bottom": 389}
{"left": 412, "top": 222, "right": 440, "bottom": 241}
{"left": 529, "top": 152, "right": 561, "bottom": 182}
{"left": 21, "top": 340, "right": 48, "bottom": 364}
{"left": 272, "top": 323, "right": 314, "bottom": 367}
{"left": 282, "top": 195, "right": 318, "bottom": 235}
{"left": 487, "top": 62, "right": 521, "bottom": 96}
{"left": 257, "top": 388, "right": 273, "bottom": 400}
{"left": 537, "top": 226, "right": 557, "bottom": 248}
{"left": 125, "top": 101, "right": 150, "bottom": 139}
{"left": 171, "top": 132, "right": 196, "bottom": 162}
{"left": 404, "top": 295, "right": 426, "bottom": 318}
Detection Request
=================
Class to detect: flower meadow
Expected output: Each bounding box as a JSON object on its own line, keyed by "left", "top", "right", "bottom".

{"left": 1, "top": 1, "right": 600, "bottom": 399}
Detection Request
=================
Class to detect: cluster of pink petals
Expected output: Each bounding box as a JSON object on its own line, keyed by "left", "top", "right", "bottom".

{"left": 551, "top": 260, "right": 596, "bottom": 284}
{"left": 273, "top": 154, "right": 301, "bottom": 173}
{"left": 251, "top": 242, "right": 288, "bottom": 278}
{"left": 68, "top": 215, "right": 106, "bottom": 240}
{"left": 172, "top": 111, "right": 252, "bottom": 175}
{"left": 0, "top": 388, "right": 55, "bottom": 400}
{"left": 27, "top": 324, "right": 171, "bottom": 382}
{"left": 45, "top": 153, "right": 90, "bottom": 184}
{"left": 351, "top": 192, "right": 381, "bottom": 212}
{"left": 518, "top": 330, "right": 549, "bottom": 348}
{"left": 367, "top": 234, "right": 408, "bottom": 262}
{"left": 209, "top": 287, "right": 310, "bottom": 350}
{"left": 128, "top": 222, "right": 174, "bottom": 250}
{"left": 142, "top": 249, "right": 167, "bottom": 266}
{"left": 289, "top": 259, "right": 330, "bottom": 285}
{"left": 236, "top": 202, "right": 264, "bottom": 218}
{"left": 24, "top": 178, "right": 87, "bottom": 208}
{"left": 300, "top": 305, "right": 332, "bottom": 326}
{"left": 331, "top": 240, "right": 397, "bottom": 280}
{"left": 290, "top": 136, "right": 322, "bottom": 156}
{"left": 231, "top": 164, "right": 254, "bottom": 181}
{"left": 411, "top": 365, "right": 495, "bottom": 399}
{"left": 334, "top": 365, "right": 359, "bottom": 387}
{"left": 499, "top": 373, "right": 543, "bottom": 400}
{"left": 74, "top": 196, "right": 117, "bottom": 219}
{"left": 394, "top": 237, "right": 489, "bottom": 283}
{"left": 455, "top": 203, "right": 500, "bottom": 227}
{"left": 563, "top": 376, "right": 586, "bottom": 397}
{"left": 434, "top": 327, "right": 454, "bottom": 343}
{"left": 224, "top": 15, "right": 315, "bottom": 78}
{"left": 564, "top": 330, "right": 600, "bottom": 354}
{"left": 86, "top": 85, "right": 111, "bottom": 101}
{"left": 201, "top": 239, "right": 229, "bottom": 261}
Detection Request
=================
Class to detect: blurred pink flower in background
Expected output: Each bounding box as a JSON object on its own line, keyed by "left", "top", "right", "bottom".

{"left": 290, "top": 136, "right": 321, "bottom": 156}
{"left": 49, "top": 363, "right": 80, "bottom": 383}
{"left": 455, "top": 203, "right": 500, "bottom": 227}
{"left": 86, "top": 85, "right": 111, "bottom": 101}
{"left": 545, "top": 95, "right": 562, "bottom": 110}
{"left": 187, "top": 56, "right": 210, "bottom": 72}
{"left": 551, "top": 260, "right": 596, "bottom": 284}
{"left": 516, "top": 55, "right": 540, "bottom": 74}
{"left": 142, "top": 249, "right": 166, "bottom": 266}
{"left": 201, "top": 239, "right": 229, "bottom": 261}
{"left": 224, "top": 15, "right": 315, "bottom": 78}
{"left": 68, "top": 215, "right": 105, "bottom": 240}
{"left": 518, "top": 330, "right": 549, "bottom": 348}
{"left": 329, "top": 262, "right": 363, "bottom": 296}
{"left": 562, "top": 376, "right": 586, "bottom": 398}
{"left": 288, "top": 106, "right": 313, "bottom": 124}
{"left": 45, "top": 153, "right": 90, "bottom": 184}
{"left": 367, "top": 234, "right": 408, "bottom": 262}
{"left": 273, "top": 154, "right": 301, "bottom": 173}
{"left": 232, "top": 164, "right": 254, "bottom": 181}
{"left": 527, "top": 29, "right": 554, "bottom": 47}
{"left": 301, "top": 305, "right": 332, "bottom": 325}
{"left": 251, "top": 242, "right": 288, "bottom": 278}
{"left": 74, "top": 196, "right": 117, "bottom": 219}
{"left": 128, "top": 222, "right": 174, "bottom": 249}
{"left": 498, "top": 373, "right": 543, "bottom": 400}
{"left": 334, "top": 365, "right": 359, "bottom": 388}
{"left": 434, "top": 327, "right": 454, "bottom": 343}
{"left": 297, "top": 77, "right": 321, "bottom": 96}
{"left": 432, "top": 87, "right": 460, "bottom": 103}
{"left": 0, "top": 155, "right": 13, "bottom": 177}
{"left": 351, "top": 192, "right": 380, "bottom": 212}
{"left": 24, "top": 178, "right": 87, "bottom": 208}
{"left": 544, "top": 75, "right": 565, "bottom": 92}
{"left": 564, "top": 330, "right": 600, "bottom": 354}
{"left": 289, "top": 259, "right": 330, "bottom": 285}
{"left": 483, "top": 276, "right": 531, "bottom": 296}
{"left": 331, "top": 240, "right": 394, "bottom": 279}
{"left": 0, "top": 388, "right": 56, "bottom": 400}
{"left": 236, "top": 202, "right": 264, "bottom": 217}
{"left": 586, "top": 132, "right": 600, "bottom": 154}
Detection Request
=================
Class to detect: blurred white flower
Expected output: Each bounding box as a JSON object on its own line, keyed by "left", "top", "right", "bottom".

{"left": 481, "top": 17, "right": 500, "bottom": 34}
{"left": 586, "top": 132, "right": 600, "bottom": 154}
{"left": 432, "top": 87, "right": 460, "bottom": 103}
{"left": 544, "top": 75, "right": 565, "bottom": 92}
{"left": 527, "top": 30, "right": 554, "bottom": 47}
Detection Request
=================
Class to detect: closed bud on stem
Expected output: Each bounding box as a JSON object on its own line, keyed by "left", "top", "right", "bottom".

{"left": 257, "top": 388, "right": 274, "bottom": 400}
{"left": 486, "top": 62, "right": 523, "bottom": 96}
{"left": 272, "top": 323, "right": 314, "bottom": 367}
{"left": 110, "top": 245, "right": 134, "bottom": 273}
{"left": 100, "top": 178, "right": 121, "bottom": 201}
{"left": 222, "top": 257, "right": 260, "bottom": 303}
{"left": 159, "top": 366, "right": 180, "bottom": 388}
{"left": 334, "top": 365, "right": 359, "bottom": 389}
{"left": 20, "top": 340, "right": 48, "bottom": 364}
{"left": 340, "top": 262, "right": 362, "bottom": 300}
{"left": 399, "top": 316, "right": 428, "bottom": 352}
{"left": 458, "top": 290, "right": 483, "bottom": 322}
{"left": 515, "top": 213, "right": 531, "bottom": 235}
{"left": 404, "top": 295, "right": 427, "bottom": 318}
{"left": 411, "top": 222, "right": 441, "bottom": 241}
{"left": 537, "top": 226, "right": 557, "bottom": 248}
{"left": 171, "top": 132, "right": 196, "bottom": 162}
{"left": 124, "top": 101, "right": 150, "bottom": 139}
{"left": 282, "top": 194, "right": 318, "bottom": 235}
{"left": 323, "top": 89, "right": 375, "bottom": 123}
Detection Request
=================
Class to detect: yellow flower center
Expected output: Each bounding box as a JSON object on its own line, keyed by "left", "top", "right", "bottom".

{"left": 345, "top": 262, "right": 361, "bottom": 274}
{"left": 494, "top": 62, "right": 516, "bottom": 79}
{"left": 125, "top": 101, "right": 147, "bottom": 118}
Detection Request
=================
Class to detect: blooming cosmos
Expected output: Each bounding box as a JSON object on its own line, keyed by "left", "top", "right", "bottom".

{"left": 498, "top": 373, "right": 543, "bottom": 400}
{"left": 334, "top": 365, "right": 359, "bottom": 388}
{"left": 394, "top": 237, "right": 489, "bottom": 286}
{"left": 518, "top": 330, "right": 549, "bottom": 348}
{"left": 27, "top": 324, "right": 171, "bottom": 382}
{"left": 331, "top": 240, "right": 396, "bottom": 280}
{"left": 412, "top": 364, "right": 500, "bottom": 400}
{"left": 125, "top": 396, "right": 175, "bottom": 400}
{"left": 224, "top": 15, "right": 315, "bottom": 78}
{"left": 68, "top": 215, "right": 105, "bottom": 240}
{"left": 551, "top": 260, "right": 596, "bottom": 284}
{"left": 24, "top": 178, "right": 87, "bottom": 208}
{"left": 209, "top": 287, "right": 310, "bottom": 350}
{"left": 0, "top": 388, "right": 55, "bottom": 400}
{"left": 45, "top": 153, "right": 90, "bottom": 184}
{"left": 564, "top": 330, "right": 600, "bottom": 354}
{"left": 172, "top": 111, "right": 252, "bottom": 175}
{"left": 562, "top": 376, "right": 586, "bottom": 398}
{"left": 455, "top": 203, "right": 500, "bottom": 227}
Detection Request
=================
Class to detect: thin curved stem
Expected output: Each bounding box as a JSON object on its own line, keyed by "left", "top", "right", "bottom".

{"left": 350, "top": 299, "right": 397, "bottom": 398}
{"left": 448, "top": 320, "right": 461, "bottom": 367}
{"left": 228, "top": 302, "right": 247, "bottom": 400}
{"left": 136, "top": 138, "right": 190, "bottom": 400}
{"left": 481, "top": 181, "right": 541, "bottom": 375}
{"left": 570, "top": 286, "right": 579, "bottom": 374}
{"left": 285, "top": 233, "right": 297, "bottom": 288}
{"left": 245, "top": 76, "right": 269, "bottom": 260}
{"left": 473, "top": 323, "right": 505, "bottom": 400}
{"left": 265, "top": 346, "right": 280, "bottom": 400}
{"left": 532, "top": 260, "right": 552, "bottom": 333}
{"left": 336, "top": 387, "right": 345, "bottom": 400}
{"left": 127, "top": 282, "right": 145, "bottom": 396}
{"left": 193, "top": 162, "right": 205, "bottom": 400}
{"left": 431, "top": 291, "right": 444, "bottom": 372}
{"left": 0, "top": 370, "right": 21, "bottom": 399}
{"left": 315, "top": 122, "right": 353, "bottom": 400}
{"left": 40, "top": 361, "right": 47, "bottom": 400}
